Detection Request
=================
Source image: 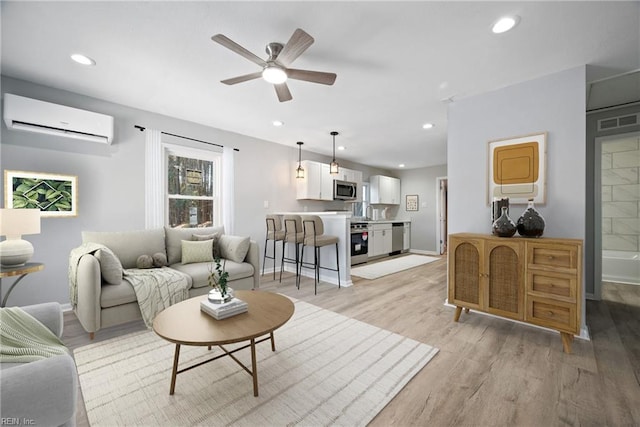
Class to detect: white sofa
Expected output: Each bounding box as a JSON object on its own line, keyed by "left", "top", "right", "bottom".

{"left": 71, "top": 226, "right": 259, "bottom": 338}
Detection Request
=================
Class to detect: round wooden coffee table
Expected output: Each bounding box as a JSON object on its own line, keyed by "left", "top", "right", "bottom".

{"left": 152, "top": 290, "right": 294, "bottom": 396}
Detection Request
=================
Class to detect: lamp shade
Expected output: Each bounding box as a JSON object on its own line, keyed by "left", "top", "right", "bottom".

{"left": 0, "top": 208, "right": 41, "bottom": 238}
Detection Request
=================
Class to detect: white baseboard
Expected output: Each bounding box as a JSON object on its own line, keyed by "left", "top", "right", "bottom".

{"left": 61, "top": 303, "right": 72, "bottom": 312}
{"left": 409, "top": 249, "right": 441, "bottom": 256}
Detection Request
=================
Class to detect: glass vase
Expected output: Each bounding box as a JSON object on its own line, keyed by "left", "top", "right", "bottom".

{"left": 516, "top": 199, "right": 545, "bottom": 238}
{"left": 492, "top": 206, "right": 517, "bottom": 237}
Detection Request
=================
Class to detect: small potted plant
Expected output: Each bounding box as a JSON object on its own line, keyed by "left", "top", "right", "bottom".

{"left": 207, "top": 256, "right": 233, "bottom": 303}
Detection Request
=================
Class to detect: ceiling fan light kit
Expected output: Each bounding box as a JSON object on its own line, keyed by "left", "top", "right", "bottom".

{"left": 212, "top": 28, "right": 336, "bottom": 102}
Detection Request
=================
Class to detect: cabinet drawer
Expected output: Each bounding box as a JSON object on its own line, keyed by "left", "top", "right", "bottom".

{"left": 526, "top": 296, "right": 577, "bottom": 334}
{"left": 527, "top": 271, "right": 576, "bottom": 302}
{"left": 527, "top": 243, "right": 578, "bottom": 270}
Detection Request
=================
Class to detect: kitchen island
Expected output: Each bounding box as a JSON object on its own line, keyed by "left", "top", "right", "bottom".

{"left": 274, "top": 211, "right": 352, "bottom": 288}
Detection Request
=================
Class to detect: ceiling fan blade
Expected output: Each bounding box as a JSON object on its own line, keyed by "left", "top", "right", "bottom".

{"left": 274, "top": 83, "right": 293, "bottom": 102}
{"left": 287, "top": 69, "right": 337, "bottom": 85}
{"left": 221, "top": 72, "right": 263, "bottom": 85}
{"left": 211, "top": 34, "right": 267, "bottom": 67}
{"left": 276, "top": 28, "right": 314, "bottom": 67}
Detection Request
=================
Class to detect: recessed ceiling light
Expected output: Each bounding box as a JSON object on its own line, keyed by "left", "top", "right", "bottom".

{"left": 399, "top": 164, "right": 405, "bottom": 168}
{"left": 337, "top": 146, "right": 345, "bottom": 151}
{"left": 492, "top": 16, "right": 520, "bottom": 34}
{"left": 422, "top": 123, "right": 435, "bottom": 129}
{"left": 272, "top": 120, "right": 284, "bottom": 127}
{"left": 70, "top": 53, "right": 96, "bottom": 66}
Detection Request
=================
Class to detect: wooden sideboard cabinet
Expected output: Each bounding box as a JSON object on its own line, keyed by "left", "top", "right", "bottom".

{"left": 448, "top": 233, "right": 583, "bottom": 353}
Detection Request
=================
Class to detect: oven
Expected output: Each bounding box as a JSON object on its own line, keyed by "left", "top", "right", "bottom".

{"left": 350, "top": 222, "right": 369, "bottom": 265}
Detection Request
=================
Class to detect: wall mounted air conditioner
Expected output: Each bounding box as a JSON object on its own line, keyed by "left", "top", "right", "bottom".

{"left": 3, "top": 93, "right": 114, "bottom": 144}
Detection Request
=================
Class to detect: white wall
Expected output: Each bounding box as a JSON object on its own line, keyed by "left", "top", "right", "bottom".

{"left": 396, "top": 165, "right": 447, "bottom": 253}
{"left": 448, "top": 66, "right": 586, "bottom": 239}
{"left": 447, "top": 66, "right": 587, "bottom": 332}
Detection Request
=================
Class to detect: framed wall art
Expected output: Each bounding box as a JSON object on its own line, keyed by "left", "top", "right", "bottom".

{"left": 4, "top": 170, "right": 78, "bottom": 217}
{"left": 406, "top": 194, "right": 419, "bottom": 211}
{"left": 487, "top": 132, "right": 547, "bottom": 205}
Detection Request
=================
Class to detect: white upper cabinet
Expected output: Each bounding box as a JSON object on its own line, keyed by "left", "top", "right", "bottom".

{"left": 369, "top": 175, "right": 401, "bottom": 205}
{"left": 296, "top": 160, "right": 334, "bottom": 201}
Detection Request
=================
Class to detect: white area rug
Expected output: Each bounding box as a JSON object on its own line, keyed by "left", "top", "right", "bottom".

{"left": 351, "top": 254, "right": 440, "bottom": 280}
{"left": 74, "top": 299, "right": 438, "bottom": 426}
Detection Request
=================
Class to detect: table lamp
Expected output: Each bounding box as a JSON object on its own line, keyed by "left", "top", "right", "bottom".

{"left": 0, "top": 208, "right": 41, "bottom": 267}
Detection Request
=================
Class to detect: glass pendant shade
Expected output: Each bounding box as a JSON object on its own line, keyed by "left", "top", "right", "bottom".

{"left": 330, "top": 131, "right": 339, "bottom": 175}
{"left": 329, "top": 161, "right": 339, "bottom": 175}
{"left": 296, "top": 141, "right": 305, "bottom": 179}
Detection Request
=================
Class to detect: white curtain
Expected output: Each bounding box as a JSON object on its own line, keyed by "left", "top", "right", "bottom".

{"left": 144, "top": 128, "right": 164, "bottom": 229}
{"left": 222, "top": 146, "right": 235, "bottom": 234}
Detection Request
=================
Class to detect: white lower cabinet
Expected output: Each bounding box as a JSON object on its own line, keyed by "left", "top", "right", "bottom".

{"left": 370, "top": 223, "right": 392, "bottom": 257}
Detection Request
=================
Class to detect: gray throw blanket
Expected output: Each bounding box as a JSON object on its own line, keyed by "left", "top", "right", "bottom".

{"left": 123, "top": 267, "right": 190, "bottom": 327}
{"left": 0, "top": 307, "right": 69, "bottom": 363}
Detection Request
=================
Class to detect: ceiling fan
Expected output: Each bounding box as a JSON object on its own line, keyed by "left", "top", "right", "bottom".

{"left": 211, "top": 28, "right": 337, "bottom": 102}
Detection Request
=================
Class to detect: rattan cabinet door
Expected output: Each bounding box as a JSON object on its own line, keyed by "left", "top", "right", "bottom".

{"left": 485, "top": 240, "right": 524, "bottom": 320}
{"left": 448, "top": 235, "right": 483, "bottom": 310}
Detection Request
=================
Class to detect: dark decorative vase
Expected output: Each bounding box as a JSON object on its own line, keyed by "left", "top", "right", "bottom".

{"left": 492, "top": 206, "right": 517, "bottom": 237}
{"left": 516, "top": 199, "right": 545, "bottom": 238}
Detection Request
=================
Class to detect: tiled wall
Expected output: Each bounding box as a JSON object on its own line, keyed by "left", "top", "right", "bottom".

{"left": 602, "top": 135, "right": 640, "bottom": 252}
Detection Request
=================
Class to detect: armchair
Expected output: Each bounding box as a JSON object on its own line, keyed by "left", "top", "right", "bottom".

{"left": 0, "top": 302, "right": 78, "bottom": 426}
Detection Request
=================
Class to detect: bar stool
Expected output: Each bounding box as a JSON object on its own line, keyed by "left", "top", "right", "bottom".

{"left": 300, "top": 215, "right": 341, "bottom": 295}
{"left": 262, "top": 214, "right": 284, "bottom": 280}
{"left": 280, "top": 215, "right": 304, "bottom": 284}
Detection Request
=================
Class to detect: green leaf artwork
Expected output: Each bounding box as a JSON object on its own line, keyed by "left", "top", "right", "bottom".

{"left": 12, "top": 177, "right": 73, "bottom": 212}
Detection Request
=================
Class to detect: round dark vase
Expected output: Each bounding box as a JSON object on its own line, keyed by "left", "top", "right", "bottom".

{"left": 492, "top": 206, "right": 517, "bottom": 237}
{"left": 516, "top": 200, "right": 545, "bottom": 238}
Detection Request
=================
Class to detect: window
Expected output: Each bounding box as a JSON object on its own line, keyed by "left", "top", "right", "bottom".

{"left": 165, "top": 145, "right": 221, "bottom": 228}
{"left": 352, "top": 182, "right": 369, "bottom": 218}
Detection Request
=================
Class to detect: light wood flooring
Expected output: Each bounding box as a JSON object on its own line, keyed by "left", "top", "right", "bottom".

{"left": 64, "top": 256, "right": 640, "bottom": 426}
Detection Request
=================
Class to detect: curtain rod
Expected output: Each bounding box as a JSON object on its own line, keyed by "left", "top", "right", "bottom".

{"left": 134, "top": 125, "right": 239, "bottom": 151}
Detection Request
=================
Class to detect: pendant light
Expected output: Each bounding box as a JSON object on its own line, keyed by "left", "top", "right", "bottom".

{"left": 330, "top": 131, "right": 339, "bottom": 175}
{"left": 296, "top": 141, "right": 305, "bottom": 179}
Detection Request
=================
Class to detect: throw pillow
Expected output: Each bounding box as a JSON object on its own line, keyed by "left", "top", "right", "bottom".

{"left": 94, "top": 247, "right": 123, "bottom": 285}
{"left": 136, "top": 254, "right": 154, "bottom": 269}
{"left": 218, "top": 235, "right": 251, "bottom": 263}
{"left": 192, "top": 232, "right": 222, "bottom": 258}
{"left": 181, "top": 239, "right": 214, "bottom": 264}
{"left": 152, "top": 252, "right": 168, "bottom": 267}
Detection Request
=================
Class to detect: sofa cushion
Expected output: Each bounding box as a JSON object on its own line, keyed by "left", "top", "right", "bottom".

{"left": 82, "top": 229, "right": 166, "bottom": 269}
{"left": 165, "top": 226, "right": 224, "bottom": 265}
{"left": 170, "top": 260, "right": 254, "bottom": 289}
{"left": 218, "top": 235, "right": 251, "bottom": 263}
{"left": 94, "top": 247, "right": 123, "bottom": 285}
{"left": 100, "top": 280, "right": 137, "bottom": 308}
{"left": 181, "top": 240, "right": 214, "bottom": 264}
{"left": 192, "top": 232, "right": 222, "bottom": 258}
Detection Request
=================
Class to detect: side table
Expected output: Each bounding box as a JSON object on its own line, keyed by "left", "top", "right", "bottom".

{"left": 0, "top": 262, "right": 45, "bottom": 307}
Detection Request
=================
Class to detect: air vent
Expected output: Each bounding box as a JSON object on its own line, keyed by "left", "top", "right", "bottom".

{"left": 597, "top": 113, "right": 640, "bottom": 131}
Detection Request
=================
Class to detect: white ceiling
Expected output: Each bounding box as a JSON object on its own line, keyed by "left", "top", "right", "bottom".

{"left": 2, "top": 1, "right": 639, "bottom": 170}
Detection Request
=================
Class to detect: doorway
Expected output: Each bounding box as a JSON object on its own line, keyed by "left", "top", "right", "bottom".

{"left": 436, "top": 177, "right": 448, "bottom": 255}
{"left": 594, "top": 131, "right": 640, "bottom": 299}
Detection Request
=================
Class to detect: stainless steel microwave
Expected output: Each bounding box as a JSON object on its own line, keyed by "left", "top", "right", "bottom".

{"left": 334, "top": 180, "right": 357, "bottom": 201}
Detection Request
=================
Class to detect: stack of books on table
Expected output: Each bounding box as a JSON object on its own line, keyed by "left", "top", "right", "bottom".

{"left": 200, "top": 297, "right": 248, "bottom": 320}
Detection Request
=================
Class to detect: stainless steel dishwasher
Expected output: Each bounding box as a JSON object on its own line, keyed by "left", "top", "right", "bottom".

{"left": 391, "top": 222, "right": 403, "bottom": 253}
